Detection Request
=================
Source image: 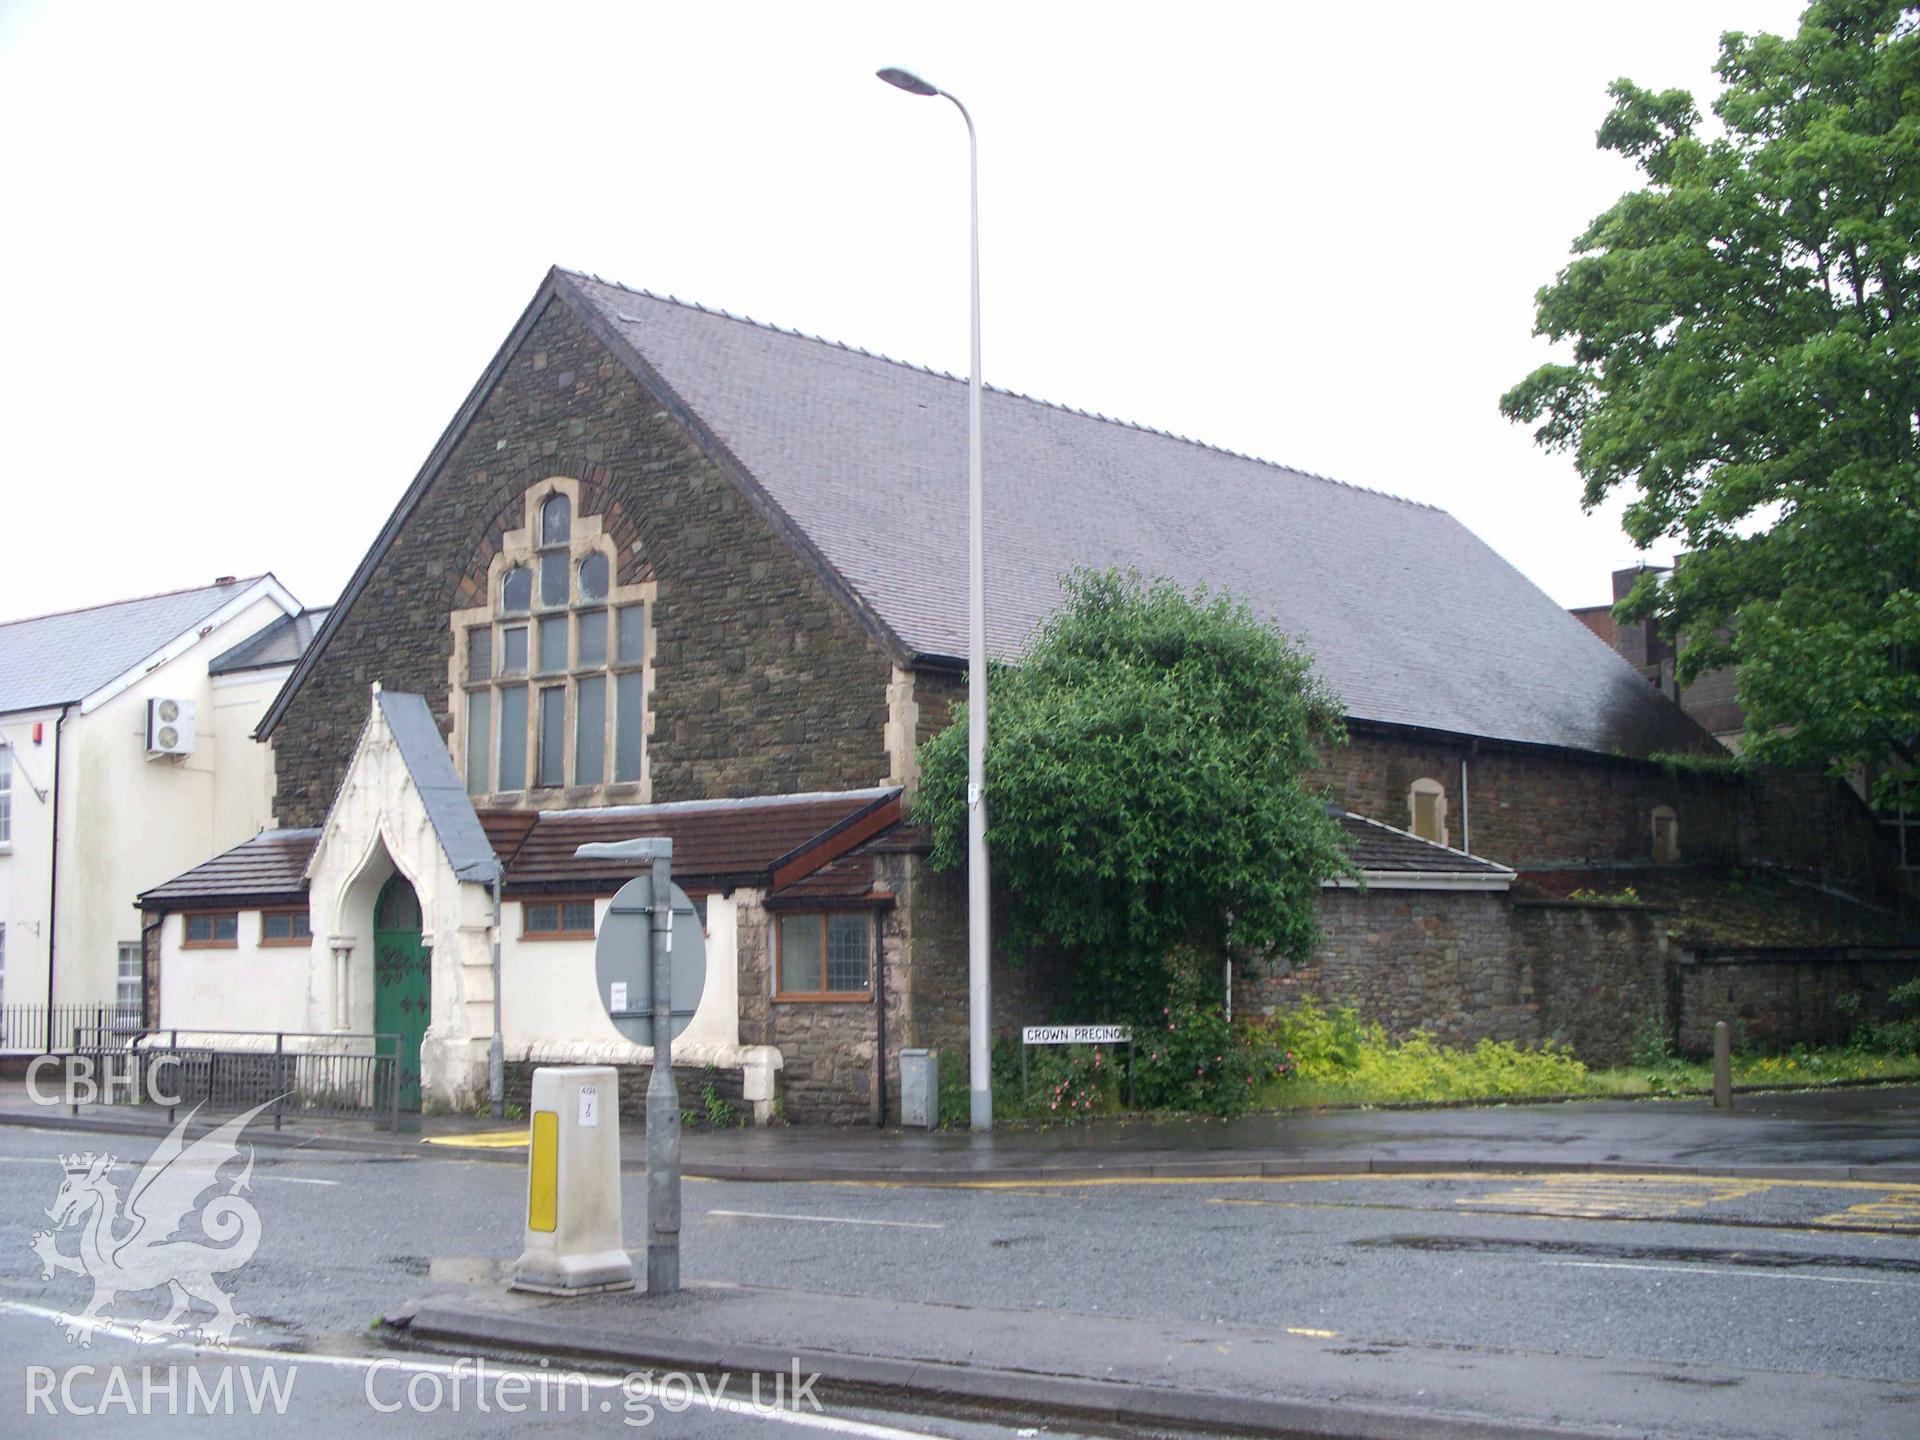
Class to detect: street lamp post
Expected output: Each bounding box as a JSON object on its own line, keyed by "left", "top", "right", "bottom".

{"left": 877, "top": 65, "right": 992, "bottom": 1132}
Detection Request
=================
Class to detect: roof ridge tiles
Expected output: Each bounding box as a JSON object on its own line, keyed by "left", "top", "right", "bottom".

{"left": 0, "top": 574, "right": 266, "bottom": 631}
{"left": 561, "top": 269, "right": 1433, "bottom": 512}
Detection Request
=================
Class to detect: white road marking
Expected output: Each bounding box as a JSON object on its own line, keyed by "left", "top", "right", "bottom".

{"left": 1543, "top": 1260, "right": 1920, "bottom": 1288}
{"left": 709, "top": 1209, "right": 944, "bottom": 1230}
{"left": 0, "top": 1298, "right": 962, "bottom": 1439}
{"left": 0, "top": 1154, "right": 338, "bottom": 1185}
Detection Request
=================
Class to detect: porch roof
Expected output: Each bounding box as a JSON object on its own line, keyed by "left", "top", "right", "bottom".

{"left": 137, "top": 828, "right": 321, "bottom": 911}
{"left": 480, "top": 787, "right": 903, "bottom": 895}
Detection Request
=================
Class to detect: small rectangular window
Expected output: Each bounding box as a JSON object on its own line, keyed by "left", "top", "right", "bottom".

{"left": 777, "top": 912, "right": 873, "bottom": 999}
{"left": 616, "top": 605, "right": 646, "bottom": 665}
{"left": 117, "top": 942, "right": 143, "bottom": 1009}
{"left": 0, "top": 746, "right": 12, "bottom": 845}
{"left": 501, "top": 625, "right": 529, "bottom": 676}
{"left": 467, "top": 627, "right": 492, "bottom": 682}
{"left": 574, "top": 675, "right": 606, "bottom": 785}
{"left": 261, "top": 910, "right": 312, "bottom": 945}
{"left": 498, "top": 685, "right": 528, "bottom": 791}
{"left": 537, "top": 686, "right": 566, "bottom": 787}
{"left": 614, "top": 672, "right": 644, "bottom": 782}
{"left": 577, "top": 609, "right": 607, "bottom": 668}
{"left": 536, "top": 615, "right": 568, "bottom": 675}
{"left": 184, "top": 913, "right": 238, "bottom": 948}
{"left": 524, "top": 898, "right": 597, "bottom": 938}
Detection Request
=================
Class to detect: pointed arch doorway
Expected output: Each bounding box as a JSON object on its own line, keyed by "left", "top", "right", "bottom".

{"left": 374, "top": 874, "right": 430, "bottom": 1111}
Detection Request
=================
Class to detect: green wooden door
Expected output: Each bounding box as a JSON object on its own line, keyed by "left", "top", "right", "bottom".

{"left": 373, "top": 875, "right": 430, "bottom": 1112}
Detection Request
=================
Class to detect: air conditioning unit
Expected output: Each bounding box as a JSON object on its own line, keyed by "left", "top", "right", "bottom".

{"left": 146, "top": 697, "right": 196, "bottom": 758}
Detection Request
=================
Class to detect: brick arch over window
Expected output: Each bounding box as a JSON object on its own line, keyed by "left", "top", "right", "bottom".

{"left": 452, "top": 466, "right": 653, "bottom": 615}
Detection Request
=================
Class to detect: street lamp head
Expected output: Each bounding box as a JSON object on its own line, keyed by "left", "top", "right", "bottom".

{"left": 876, "top": 66, "right": 939, "bottom": 97}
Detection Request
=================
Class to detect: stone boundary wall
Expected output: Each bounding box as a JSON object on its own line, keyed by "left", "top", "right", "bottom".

{"left": 1234, "top": 889, "right": 1667, "bottom": 1067}
{"left": 1674, "top": 947, "right": 1920, "bottom": 1053}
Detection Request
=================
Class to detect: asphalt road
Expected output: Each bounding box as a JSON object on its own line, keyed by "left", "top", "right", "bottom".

{"left": 0, "top": 1119, "right": 1915, "bottom": 1435}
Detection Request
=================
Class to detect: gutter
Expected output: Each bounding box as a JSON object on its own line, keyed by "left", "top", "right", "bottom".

{"left": 1323, "top": 871, "right": 1512, "bottom": 892}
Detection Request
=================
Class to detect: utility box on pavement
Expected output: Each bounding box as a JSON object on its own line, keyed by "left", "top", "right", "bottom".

{"left": 510, "top": 1066, "right": 635, "bottom": 1295}
{"left": 899, "top": 1048, "right": 937, "bottom": 1129}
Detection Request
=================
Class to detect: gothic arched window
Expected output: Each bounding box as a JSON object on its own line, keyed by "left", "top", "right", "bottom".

{"left": 456, "top": 483, "right": 649, "bottom": 797}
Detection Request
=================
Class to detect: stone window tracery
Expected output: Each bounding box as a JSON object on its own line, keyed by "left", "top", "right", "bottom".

{"left": 452, "top": 479, "right": 654, "bottom": 801}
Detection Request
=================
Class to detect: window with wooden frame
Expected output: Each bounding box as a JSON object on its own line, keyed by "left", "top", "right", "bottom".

{"left": 260, "top": 909, "right": 313, "bottom": 946}
{"left": 183, "top": 912, "right": 238, "bottom": 948}
{"left": 775, "top": 912, "right": 873, "bottom": 1000}
{"left": 452, "top": 481, "right": 654, "bottom": 801}
{"left": 522, "top": 897, "right": 598, "bottom": 940}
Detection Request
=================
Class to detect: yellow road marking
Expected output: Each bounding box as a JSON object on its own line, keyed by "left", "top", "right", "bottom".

{"left": 1461, "top": 1175, "right": 1776, "bottom": 1218}
{"left": 423, "top": 1128, "right": 530, "bottom": 1149}
{"left": 896, "top": 1170, "right": 1920, "bottom": 1195}
{"left": 1287, "top": 1327, "right": 1339, "bottom": 1337}
{"left": 1815, "top": 1194, "right": 1920, "bottom": 1231}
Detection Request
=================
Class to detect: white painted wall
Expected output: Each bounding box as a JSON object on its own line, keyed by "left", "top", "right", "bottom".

{"left": 56, "top": 592, "right": 295, "bottom": 1009}
{"left": 1, "top": 586, "right": 303, "bottom": 1024}
{"left": 501, "top": 892, "right": 742, "bottom": 1062}
{"left": 0, "top": 705, "right": 62, "bottom": 1011}
{"left": 156, "top": 908, "right": 317, "bottom": 1036}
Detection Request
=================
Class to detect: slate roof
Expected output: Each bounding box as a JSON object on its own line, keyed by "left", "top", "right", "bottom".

{"left": 139, "top": 829, "right": 321, "bottom": 909}
{"left": 377, "top": 690, "right": 501, "bottom": 884}
{"left": 555, "top": 272, "right": 1715, "bottom": 760}
{"left": 208, "top": 607, "right": 331, "bottom": 676}
{"left": 141, "top": 788, "right": 904, "bottom": 910}
{"left": 1332, "top": 810, "right": 1513, "bottom": 878}
{"left": 0, "top": 578, "right": 266, "bottom": 715}
{"left": 483, "top": 788, "right": 900, "bottom": 893}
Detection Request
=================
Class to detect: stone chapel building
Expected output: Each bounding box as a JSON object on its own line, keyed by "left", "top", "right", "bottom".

{"left": 136, "top": 268, "right": 1899, "bottom": 1122}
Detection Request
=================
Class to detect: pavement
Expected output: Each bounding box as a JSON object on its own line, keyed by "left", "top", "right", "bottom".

{"left": 395, "top": 1269, "right": 1917, "bottom": 1440}
{"left": 2, "top": 1095, "right": 1916, "bottom": 1439}
{"left": 1, "top": 1077, "right": 1916, "bottom": 1184}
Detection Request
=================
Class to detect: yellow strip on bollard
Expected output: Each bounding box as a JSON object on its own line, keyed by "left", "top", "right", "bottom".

{"left": 528, "top": 1111, "right": 558, "bottom": 1233}
{"left": 422, "top": 1128, "right": 530, "bottom": 1150}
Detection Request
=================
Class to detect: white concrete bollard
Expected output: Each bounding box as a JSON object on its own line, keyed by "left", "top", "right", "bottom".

{"left": 510, "top": 1066, "right": 635, "bottom": 1295}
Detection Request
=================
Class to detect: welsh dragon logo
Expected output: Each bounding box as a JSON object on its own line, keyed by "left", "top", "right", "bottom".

{"left": 30, "top": 1100, "right": 272, "bottom": 1348}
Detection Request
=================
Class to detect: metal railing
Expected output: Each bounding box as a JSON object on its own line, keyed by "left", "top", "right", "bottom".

{"left": 70, "top": 1027, "right": 403, "bottom": 1132}
{"left": 1, "top": 1002, "right": 143, "bottom": 1055}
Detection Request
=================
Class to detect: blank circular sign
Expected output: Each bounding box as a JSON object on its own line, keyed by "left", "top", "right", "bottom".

{"left": 593, "top": 873, "right": 707, "bottom": 1045}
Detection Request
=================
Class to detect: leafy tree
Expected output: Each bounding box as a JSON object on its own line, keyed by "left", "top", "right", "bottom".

{"left": 1501, "top": 1, "right": 1920, "bottom": 786}
{"left": 913, "top": 568, "right": 1352, "bottom": 1023}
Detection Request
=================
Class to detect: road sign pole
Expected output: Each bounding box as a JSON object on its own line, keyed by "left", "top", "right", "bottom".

{"left": 646, "top": 846, "right": 681, "bottom": 1296}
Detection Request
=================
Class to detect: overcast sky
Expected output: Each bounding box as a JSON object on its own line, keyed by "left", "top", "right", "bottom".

{"left": 0, "top": 0, "right": 1809, "bottom": 623}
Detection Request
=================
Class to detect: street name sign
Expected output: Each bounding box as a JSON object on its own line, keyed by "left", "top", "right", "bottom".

{"left": 1022, "top": 1025, "right": 1132, "bottom": 1045}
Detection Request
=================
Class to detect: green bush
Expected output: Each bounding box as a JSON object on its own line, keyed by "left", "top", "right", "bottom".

{"left": 1266, "top": 1002, "right": 1589, "bottom": 1104}
{"left": 1133, "top": 1003, "right": 1292, "bottom": 1116}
